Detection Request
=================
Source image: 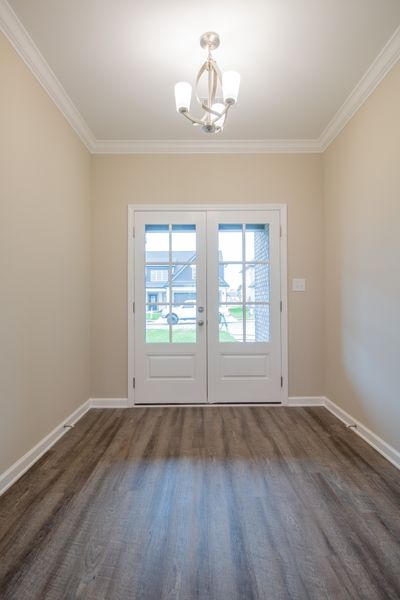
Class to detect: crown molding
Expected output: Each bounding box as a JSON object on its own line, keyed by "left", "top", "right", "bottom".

{"left": 319, "top": 25, "right": 400, "bottom": 151}
{"left": 0, "top": 0, "right": 96, "bottom": 151}
{"left": 91, "top": 138, "right": 322, "bottom": 154}
{"left": 1, "top": 0, "right": 399, "bottom": 155}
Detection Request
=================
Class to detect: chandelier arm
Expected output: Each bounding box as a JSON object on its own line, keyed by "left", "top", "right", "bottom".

{"left": 211, "top": 59, "right": 223, "bottom": 84}
{"left": 210, "top": 64, "right": 218, "bottom": 105}
{"left": 219, "top": 104, "right": 230, "bottom": 125}
{"left": 183, "top": 102, "right": 224, "bottom": 123}
{"left": 184, "top": 62, "right": 227, "bottom": 124}
{"left": 194, "top": 60, "right": 209, "bottom": 109}
{"left": 181, "top": 110, "right": 206, "bottom": 127}
{"left": 201, "top": 103, "right": 221, "bottom": 116}
{"left": 209, "top": 60, "right": 222, "bottom": 112}
{"left": 195, "top": 60, "right": 224, "bottom": 117}
{"left": 208, "top": 102, "right": 231, "bottom": 125}
{"left": 206, "top": 65, "right": 213, "bottom": 125}
{"left": 206, "top": 63, "right": 223, "bottom": 116}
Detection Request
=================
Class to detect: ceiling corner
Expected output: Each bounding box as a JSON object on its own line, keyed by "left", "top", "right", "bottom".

{"left": 319, "top": 24, "right": 400, "bottom": 151}
{"left": 0, "top": 0, "right": 96, "bottom": 151}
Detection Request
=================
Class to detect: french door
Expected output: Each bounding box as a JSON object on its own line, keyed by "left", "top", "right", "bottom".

{"left": 132, "top": 208, "right": 284, "bottom": 404}
{"left": 134, "top": 211, "right": 207, "bottom": 404}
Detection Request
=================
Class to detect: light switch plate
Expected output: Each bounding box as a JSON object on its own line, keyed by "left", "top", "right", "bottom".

{"left": 292, "top": 278, "right": 306, "bottom": 292}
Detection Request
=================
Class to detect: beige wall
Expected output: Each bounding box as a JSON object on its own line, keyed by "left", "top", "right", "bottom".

{"left": 323, "top": 64, "right": 400, "bottom": 452}
{"left": 0, "top": 33, "right": 91, "bottom": 473}
{"left": 91, "top": 154, "right": 324, "bottom": 398}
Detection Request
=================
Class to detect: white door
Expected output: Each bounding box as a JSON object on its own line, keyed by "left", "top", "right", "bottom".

{"left": 134, "top": 211, "right": 207, "bottom": 404}
{"left": 133, "top": 208, "right": 283, "bottom": 404}
{"left": 207, "top": 211, "right": 282, "bottom": 403}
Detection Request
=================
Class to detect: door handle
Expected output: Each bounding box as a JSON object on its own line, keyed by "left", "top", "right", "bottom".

{"left": 197, "top": 320, "right": 204, "bottom": 326}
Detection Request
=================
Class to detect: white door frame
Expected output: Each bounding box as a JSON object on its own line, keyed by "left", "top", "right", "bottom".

{"left": 128, "top": 204, "right": 288, "bottom": 407}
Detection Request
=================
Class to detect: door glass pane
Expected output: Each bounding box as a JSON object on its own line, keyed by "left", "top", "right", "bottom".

{"left": 218, "top": 224, "right": 243, "bottom": 262}
{"left": 169, "top": 303, "right": 197, "bottom": 342}
{"left": 145, "top": 224, "right": 169, "bottom": 262}
{"left": 171, "top": 263, "right": 196, "bottom": 305}
{"left": 245, "top": 224, "right": 269, "bottom": 261}
{"left": 219, "top": 263, "right": 243, "bottom": 303}
{"left": 145, "top": 265, "right": 169, "bottom": 282}
{"left": 245, "top": 264, "right": 270, "bottom": 302}
{"left": 146, "top": 304, "right": 164, "bottom": 319}
{"left": 167, "top": 304, "right": 197, "bottom": 325}
{"left": 172, "top": 224, "right": 196, "bottom": 263}
{"left": 146, "top": 322, "right": 170, "bottom": 343}
{"left": 246, "top": 304, "right": 270, "bottom": 342}
{"left": 145, "top": 266, "right": 169, "bottom": 305}
{"left": 219, "top": 305, "right": 243, "bottom": 342}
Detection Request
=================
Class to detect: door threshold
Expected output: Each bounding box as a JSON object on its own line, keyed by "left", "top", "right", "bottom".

{"left": 134, "top": 402, "right": 283, "bottom": 407}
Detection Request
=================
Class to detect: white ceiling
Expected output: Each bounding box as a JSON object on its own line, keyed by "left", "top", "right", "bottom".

{"left": 5, "top": 0, "right": 400, "bottom": 144}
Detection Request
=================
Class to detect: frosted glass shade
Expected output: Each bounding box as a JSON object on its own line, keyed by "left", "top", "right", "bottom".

{"left": 222, "top": 70, "right": 240, "bottom": 104}
{"left": 174, "top": 81, "right": 192, "bottom": 112}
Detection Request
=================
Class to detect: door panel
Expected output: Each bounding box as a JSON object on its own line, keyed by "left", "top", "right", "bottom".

{"left": 220, "top": 354, "right": 269, "bottom": 378}
{"left": 207, "top": 211, "right": 281, "bottom": 403}
{"left": 134, "top": 211, "right": 207, "bottom": 404}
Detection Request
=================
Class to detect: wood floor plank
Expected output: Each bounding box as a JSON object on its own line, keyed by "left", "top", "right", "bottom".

{"left": 0, "top": 406, "right": 399, "bottom": 599}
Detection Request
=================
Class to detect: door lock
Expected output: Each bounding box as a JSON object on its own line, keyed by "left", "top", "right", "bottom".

{"left": 198, "top": 306, "right": 204, "bottom": 313}
{"left": 197, "top": 320, "right": 204, "bottom": 326}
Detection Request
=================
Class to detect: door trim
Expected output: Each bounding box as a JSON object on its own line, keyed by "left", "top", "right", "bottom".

{"left": 128, "top": 204, "right": 288, "bottom": 407}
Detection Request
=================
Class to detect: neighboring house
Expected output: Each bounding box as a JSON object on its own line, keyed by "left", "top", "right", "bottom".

{"left": 146, "top": 251, "right": 228, "bottom": 309}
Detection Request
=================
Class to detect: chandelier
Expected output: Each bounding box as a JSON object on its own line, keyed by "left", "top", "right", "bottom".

{"left": 174, "top": 32, "right": 240, "bottom": 134}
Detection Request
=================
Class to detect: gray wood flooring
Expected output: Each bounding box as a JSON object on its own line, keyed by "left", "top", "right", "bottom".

{"left": 0, "top": 406, "right": 399, "bottom": 599}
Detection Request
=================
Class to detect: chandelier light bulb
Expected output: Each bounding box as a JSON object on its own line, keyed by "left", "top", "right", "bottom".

{"left": 174, "top": 82, "right": 192, "bottom": 113}
{"left": 222, "top": 71, "right": 240, "bottom": 104}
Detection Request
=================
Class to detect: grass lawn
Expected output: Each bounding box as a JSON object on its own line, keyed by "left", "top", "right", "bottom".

{"left": 219, "top": 330, "right": 237, "bottom": 342}
{"left": 146, "top": 328, "right": 195, "bottom": 343}
{"left": 228, "top": 306, "right": 250, "bottom": 319}
{"left": 146, "top": 328, "right": 237, "bottom": 343}
{"left": 146, "top": 312, "right": 161, "bottom": 321}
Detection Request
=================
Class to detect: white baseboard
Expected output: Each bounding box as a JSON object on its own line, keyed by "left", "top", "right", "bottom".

{"left": 0, "top": 399, "right": 91, "bottom": 497}
{"left": 90, "top": 398, "right": 130, "bottom": 408}
{"left": 288, "top": 396, "right": 325, "bottom": 406}
{"left": 324, "top": 397, "right": 400, "bottom": 470}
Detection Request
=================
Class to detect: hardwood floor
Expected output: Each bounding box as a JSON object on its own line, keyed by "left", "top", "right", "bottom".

{"left": 0, "top": 407, "right": 399, "bottom": 599}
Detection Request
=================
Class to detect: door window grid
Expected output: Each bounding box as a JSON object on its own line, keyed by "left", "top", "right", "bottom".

{"left": 218, "top": 224, "right": 270, "bottom": 343}
{"left": 145, "top": 224, "right": 197, "bottom": 343}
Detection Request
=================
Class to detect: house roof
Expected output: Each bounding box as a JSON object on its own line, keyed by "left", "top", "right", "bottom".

{"left": 146, "top": 252, "right": 229, "bottom": 288}
{"left": 146, "top": 251, "right": 226, "bottom": 262}
{"left": 146, "top": 251, "right": 194, "bottom": 262}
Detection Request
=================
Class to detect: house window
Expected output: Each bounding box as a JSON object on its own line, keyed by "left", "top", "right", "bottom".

{"left": 150, "top": 269, "right": 168, "bottom": 282}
